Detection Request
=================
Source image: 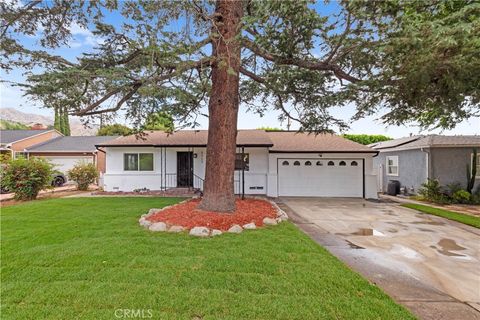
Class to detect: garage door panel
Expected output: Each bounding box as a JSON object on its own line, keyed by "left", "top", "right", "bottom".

{"left": 278, "top": 159, "right": 362, "bottom": 197}
{"left": 42, "top": 156, "right": 93, "bottom": 174}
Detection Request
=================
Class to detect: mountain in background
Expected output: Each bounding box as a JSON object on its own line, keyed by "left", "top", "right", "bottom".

{"left": 0, "top": 108, "right": 98, "bottom": 135}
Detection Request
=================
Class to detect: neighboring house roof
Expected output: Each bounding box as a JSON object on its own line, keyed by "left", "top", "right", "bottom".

{"left": 266, "top": 132, "right": 376, "bottom": 153}
{"left": 97, "top": 130, "right": 274, "bottom": 147}
{"left": 97, "top": 130, "right": 375, "bottom": 153}
{"left": 0, "top": 129, "right": 53, "bottom": 144}
{"left": 26, "top": 136, "right": 118, "bottom": 153}
{"left": 372, "top": 135, "right": 480, "bottom": 151}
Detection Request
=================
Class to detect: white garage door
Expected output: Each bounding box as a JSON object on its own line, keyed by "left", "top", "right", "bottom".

{"left": 278, "top": 159, "right": 363, "bottom": 197}
{"left": 42, "top": 156, "right": 93, "bottom": 174}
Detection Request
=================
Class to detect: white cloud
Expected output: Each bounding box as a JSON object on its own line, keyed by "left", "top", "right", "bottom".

{"left": 68, "top": 22, "right": 93, "bottom": 37}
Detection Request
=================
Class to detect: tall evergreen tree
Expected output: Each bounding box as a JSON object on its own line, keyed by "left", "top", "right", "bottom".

{"left": 2, "top": 0, "right": 478, "bottom": 211}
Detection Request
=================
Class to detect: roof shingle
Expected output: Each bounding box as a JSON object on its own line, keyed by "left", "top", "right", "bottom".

{"left": 27, "top": 136, "right": 118, "bottom": 152}
{"left": 372, "top": 135, "right": 480, "bottom": 151}
{"left": 97, "top": 130, "right": 375, "bottom": 153}
{"left": 267, "top": 132, "right": 376, "bottom": 152}
{"left": 97, "top": 130, "right": 274, "bottom": 147}
{"left": 0, "top": 130, "right": 52, "bottom": 144}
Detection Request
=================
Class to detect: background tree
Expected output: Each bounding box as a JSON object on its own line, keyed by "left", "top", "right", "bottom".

{"left": 97, "top": 124, "right": 132, "bottom": 136}
{"left": 53, "top": 106, "right": 70, "bottom": 136}
{"left": 142, "top": 112, "right": 174, "bottom": 132}
{"left": 342, "top": 134, "right": 392, "bottom": 145}
{"left": 1, "top": 0, "right": 478, "bottom": 211}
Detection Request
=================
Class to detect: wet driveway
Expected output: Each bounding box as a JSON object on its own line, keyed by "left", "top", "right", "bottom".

{"left": 279, "top": 197, "right": 480, "bottom": 319}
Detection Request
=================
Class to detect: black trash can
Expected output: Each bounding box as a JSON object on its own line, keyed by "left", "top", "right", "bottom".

{"left": 387, "top": 180, "right": 401, "bottom": 196}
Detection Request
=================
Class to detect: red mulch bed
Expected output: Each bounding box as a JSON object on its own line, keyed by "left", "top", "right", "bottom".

{"left": 147, "top": 198, "right": 278, "bottom": 231}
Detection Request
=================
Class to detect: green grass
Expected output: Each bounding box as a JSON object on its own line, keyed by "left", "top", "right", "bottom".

{"left": 1, "top": 197, "right": 414, "bottom": 320}
{"left": 402, "top": 203, "right": 480, "bottom": 229}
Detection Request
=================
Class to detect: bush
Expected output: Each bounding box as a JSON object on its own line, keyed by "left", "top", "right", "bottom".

{"left": 68, "top": 162, "right": 98, "bottom": 191}
{"left": 418, "top": 179, "right": 441, "bottom": 200}
{"left": 452, "top": 190, "right": 472, "bottom": 204}
{"left": 1, "top": 157, "right": 54, "bottom": 200}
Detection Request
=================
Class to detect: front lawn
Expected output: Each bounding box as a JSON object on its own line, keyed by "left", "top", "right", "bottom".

{"left": 1, "top": 197, "right": 413, "bottom": 319}
{"left": 402, "top": 203, "right": 480, "bottom": 229}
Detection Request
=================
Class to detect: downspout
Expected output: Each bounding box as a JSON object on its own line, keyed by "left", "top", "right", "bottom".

{"left": 421, "top": 148, "right": 431, "bottom": 182}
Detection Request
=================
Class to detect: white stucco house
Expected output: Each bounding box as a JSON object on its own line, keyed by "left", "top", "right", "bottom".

{"left": 96, "top": 130, "right": 378, "bottom": 198}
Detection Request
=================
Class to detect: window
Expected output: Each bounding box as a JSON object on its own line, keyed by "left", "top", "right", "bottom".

{"left": 339, "top": 161, "right": 346, "bottom": 166}
{"left": 327, "top": 161, "right": 334, "bottom": 166}
{"left": 293, "top": 161, "right": 300, "bottom": 166}
{"left": 386, "top": 156, "right": 399, "bottom": 176}
{"left": 282, "top": 160, "right": 289, "bottom": 166}
{"left": 351, "top": 161, "right": 358, "bottom": 166}
{"left": 14, "top": 152, "right": 28, "bottom": 159}
{"left": 316, "top": 161, "right": 323, "bottom": 166}
{"left": 305, "top": 161, "right": 312, "bottom": 166}
{"left": 473, "top": 153, "right": 480, "bottom": 178}
{"left": 235, "top": 153, "right": 249, "bottom": 171}
{"left": 124, "top": 153, "right": 154, "bottom": 171}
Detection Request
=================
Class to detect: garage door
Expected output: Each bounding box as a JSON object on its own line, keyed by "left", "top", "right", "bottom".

{"left": 278, "top": 159, "right": 363, "bottom": 197}
{"left": 42, "top": 156, "right": 93, "bottom": 174}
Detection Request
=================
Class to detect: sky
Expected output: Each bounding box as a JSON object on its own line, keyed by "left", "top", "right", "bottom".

{"left": 1, "top": 1, "right": 478, "bottom": 138}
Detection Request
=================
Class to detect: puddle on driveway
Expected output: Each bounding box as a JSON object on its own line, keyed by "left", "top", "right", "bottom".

{"left": 346, "top": 240, "right": 365, "bottom": 249}
{"left": 338, "top": 228, "right": 386, "bottom": 237}
{"left": 411, "top": 220, "right": 445, "bottom": 226}
{"left": 431, "top": 239, "right": 467, "bottom": 257}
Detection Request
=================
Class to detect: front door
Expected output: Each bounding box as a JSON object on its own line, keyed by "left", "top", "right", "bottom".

{"left": 177, "top": 152, "right": 193, "bottom": 187}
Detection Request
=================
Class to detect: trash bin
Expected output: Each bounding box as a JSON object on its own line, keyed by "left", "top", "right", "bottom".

{"left": 387, "top": 180, "right": 401, "bottom": 196}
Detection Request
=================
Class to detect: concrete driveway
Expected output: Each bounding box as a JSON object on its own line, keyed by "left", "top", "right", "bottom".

{"left": 279, "top": 197, "right": 480, "bottom": 320}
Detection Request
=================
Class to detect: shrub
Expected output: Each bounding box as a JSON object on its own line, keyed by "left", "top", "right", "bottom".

{"left": 418, "top": 179, "right": 442, "bottom": 200}
{"left": 1, "top": 157, "right": 54, "bottom": 200}
{"left": 445, "top": 182, "right": 463, "bottom": 196}
{"left": 68, "top": 162, "right": 98, "bottom": 190}
{"left": 452, "top": 190, "right": 472, "bottom": 204}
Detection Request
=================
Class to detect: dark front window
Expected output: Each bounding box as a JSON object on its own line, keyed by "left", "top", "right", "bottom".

{"left": 235, "top": 153, "right": 249, "bottom": 171}
{"left": 124, "top": 153, "right": 154, "bottom": 171}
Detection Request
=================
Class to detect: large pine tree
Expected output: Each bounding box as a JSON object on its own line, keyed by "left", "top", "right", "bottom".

{"left": 1, "top": 0, "right": 478, "bottom": 211}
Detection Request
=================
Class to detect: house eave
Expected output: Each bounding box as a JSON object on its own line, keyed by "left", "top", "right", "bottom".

{"left": 269, "top": 150, "right": 378, "bottom": 154}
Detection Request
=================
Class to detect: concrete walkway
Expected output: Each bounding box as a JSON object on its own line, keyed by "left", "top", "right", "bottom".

{"left": 277, "top": 197, "right": 480, "bottom": 320}
{"left": 380, "top": 194, "right": 480, "bottom": 217}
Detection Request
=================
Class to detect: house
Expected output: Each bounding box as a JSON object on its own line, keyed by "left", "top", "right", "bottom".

{"left": 25, "top": 136, "right": 117, "bottom": 174}
{"left": 97, "top": 130, "right": 378, "bottom": 198}
{"left": 0, "top": 129, "right": 62, "bottom": 159}
{"left": 371, "top": 135, "right": 480, "bottom": 193}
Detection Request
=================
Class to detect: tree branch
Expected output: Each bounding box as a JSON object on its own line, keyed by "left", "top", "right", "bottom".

{"left": 239, "top": 66, "right": 302, "bottom": 123}
{"left": 242, "top": 38, "right": 360, "bottom": 83}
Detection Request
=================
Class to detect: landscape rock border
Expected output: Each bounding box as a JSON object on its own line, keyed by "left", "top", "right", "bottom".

{"left": 138, "top": 197, "right": 288, "bottom": 237}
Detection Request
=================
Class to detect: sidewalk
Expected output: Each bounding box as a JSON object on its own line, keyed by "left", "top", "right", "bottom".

{"left": 0, "top": 185, "right": 98, "bottom": 202}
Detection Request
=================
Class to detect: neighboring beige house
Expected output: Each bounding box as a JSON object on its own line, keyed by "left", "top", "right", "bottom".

{"left": 25, "top": 136, "right": 116, "bottom": 175}
{"left": 0, "top": 130, "right": 114, "bottom": 181}
{"left": 0, "top": 129, "right": 62, "bottom": 159}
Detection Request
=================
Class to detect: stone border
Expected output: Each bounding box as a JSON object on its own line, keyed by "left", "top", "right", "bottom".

{"left": 138, "top": 197, "right": 288, "bottom": 237}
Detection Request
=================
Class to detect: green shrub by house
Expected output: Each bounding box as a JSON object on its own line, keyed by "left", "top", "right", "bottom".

{"left": 1, "top": 157, "right": 53, "bottom": 200}
{"left": 68, "top": 162, "right": 98, "bottom": 190}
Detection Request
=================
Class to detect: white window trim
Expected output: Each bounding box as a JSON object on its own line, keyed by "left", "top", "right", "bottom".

{"left": 386, "top": 156, "right": 399, "bottom": 176}
{"left": 14, "top": 151, "right": 29, "bottom": 159}
{"left": 472, "top": 153, "right": 480, "bottom": 178}
{"left": 123, "top": 153, "right": 154, "bottom": 172}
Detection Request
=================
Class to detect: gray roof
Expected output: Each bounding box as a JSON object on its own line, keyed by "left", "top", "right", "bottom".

{"left": 26, "top": 136, "right": 118, "bottom": 152}
{"left": 0, "top": 129, "right": 52, "bottom": 144}
{"left": 372, "top": 135, "right": 480, "bottom": 151}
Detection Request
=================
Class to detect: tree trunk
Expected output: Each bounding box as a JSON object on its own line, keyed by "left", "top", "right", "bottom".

{"left": 198, "top": 0, "right": 243, "bottom": 212}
